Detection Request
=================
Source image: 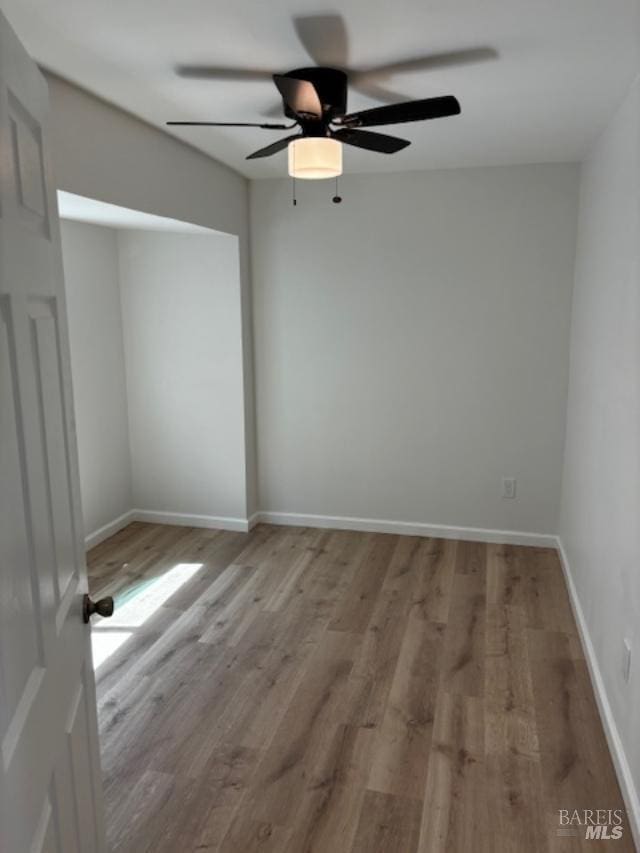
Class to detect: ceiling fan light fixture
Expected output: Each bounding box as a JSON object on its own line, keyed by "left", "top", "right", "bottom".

{"left": 288, "top": 137, "right": 342, "bottom": 179}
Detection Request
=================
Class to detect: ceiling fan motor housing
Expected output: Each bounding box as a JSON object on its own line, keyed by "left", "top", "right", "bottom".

{"left": 282, "top": 67, "right": 347, "bottom": 124}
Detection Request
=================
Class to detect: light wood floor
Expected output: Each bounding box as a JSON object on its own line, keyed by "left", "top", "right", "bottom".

{"left": 87, "top": 522, "right": 634, "bottom": 852}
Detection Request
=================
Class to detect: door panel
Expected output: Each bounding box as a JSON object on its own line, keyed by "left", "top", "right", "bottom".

{"left": 0, "top": 11, "right": 106, "bottom": 853}
{"left": 0, "top": 303, "right": 43, "bottom": 734}
{"left": 29, "top": 298, "right": 78, "bottom": 622}
{"left": 31, "top": 795, "right": 60, "bottom": 853}
{"left": 9, "top": 88, "right": 50, "bottom": 235}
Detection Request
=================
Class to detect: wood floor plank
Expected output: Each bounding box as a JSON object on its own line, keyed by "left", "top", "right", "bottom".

{"left": 144, "top": 610, "right": 283, "bottom": 780}
{"left": 346, "top": 536, "right": 428, "bottom": 730}
{"left": 105, "top": 769, "right": 174, "bottom": 853}
{"left": 366, "top": 615, "right": 444, "bottom": 799}
{"left": 221, "top": 629, "right": 360, "bottom": 833}
{"left": 281, "top": 724, "right": 375, "bottom": 853}
{"left": 86, "top": 526, "right": 633, "bottom": 853}
{"left": 297, "top": 529, "right": 372, "bottom": 621}
{"left": 439, "top": 569, "right": 486, "bottom": 698}
{"left": 485, "top": 603, "right": 539, "bottom": 758}
{"left": 328, "top": 533, "right": 399, "bottom": 633}
{"left": 263, "top": 528, "right": 330, "bottom": 612}
{"left": 218, "top": 818, "right": 293, "bottom": 852}
{"left": 455, "top": 539, "right": 486, "bottom": 578}
{"left": 418, "top": 691, "right": 488, "bottom": 853}
{"left": 485, "top": 750, "right": 549, "bottom": 853}
{"left": 350, "top": 790, "right": 422, "bottom": 853}
{"left": 408, "top": 538, "right": 456, "bottom": 625}
{"left": 412, "top": 539, "right": 457, "bottom": 624}
{"left": 173, "top": 745, "right": 262, "bottom": 853}
{"left": 220, "top": 529, "right": 321, "bottom": 647}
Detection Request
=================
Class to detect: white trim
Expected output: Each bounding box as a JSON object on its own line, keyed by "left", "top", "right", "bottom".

{"left": 253, "top": 511, "right": 556, "bottom": 547}
{"left": 84, "top": 510, "right": 136, "bottom": 550}
{"left": 556, "top": 538, "right": 640, "bottom": 849}
{"left": 132, "top": 508, "right": 250, "bottom": 533}
{"left": 86, "top": 509, "right": 555, "bottom": 548}
{"left": 85, "top": 507, "right": 253, "bottom": 549}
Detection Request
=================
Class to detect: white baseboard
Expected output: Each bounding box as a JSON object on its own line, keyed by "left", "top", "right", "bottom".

{"left": 85, "top": 508, "right": 253, "bottom": 548}
{"left": 87, "top": 508, "right": 554, "bottom": 550}
{"left": 253, "top": 511, "right": 556, "bottom": 548}
{"left": 556, "top": 538, "right": 640, "bottom": 849}
{"left": 84, "top": 510, "right": 136, "bottom": 550}
{"left": 132, "top": 508, "right": 251, "bottom": 533}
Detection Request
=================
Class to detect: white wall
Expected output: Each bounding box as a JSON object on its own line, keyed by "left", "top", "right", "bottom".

{"left": 45, "top": 72, "right": 258, "bottom": 515}
{"left": 559, "top": 76, "right": 640, "bottom": 823}
{"left": 61, "top": 219, "right": 132, "bottom": 537}
{"left": 118, "top": 230, "right": 246, "bottom": 522}
{"left": 251, "top": 164, "right": 579, "bottom": 537}
{"left": 61, "top": 220, "right": 247, "bottom": 537}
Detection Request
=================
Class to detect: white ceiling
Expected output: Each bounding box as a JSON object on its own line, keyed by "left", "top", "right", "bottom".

{"left": 3, "top": 0, "right": 639, "bottom": 179}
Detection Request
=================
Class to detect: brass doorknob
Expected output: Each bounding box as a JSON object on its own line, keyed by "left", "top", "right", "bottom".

{"left": 83, "top": 594, "right": 114, "bottom": 624}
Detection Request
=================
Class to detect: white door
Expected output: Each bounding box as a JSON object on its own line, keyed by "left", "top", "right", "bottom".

{"left": 0, "top": 11, "right": 106, "bottom": 853}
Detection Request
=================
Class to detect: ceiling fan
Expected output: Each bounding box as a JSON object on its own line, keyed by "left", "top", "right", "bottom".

{"left": 168, "top": 68, "right": 460, "bottom": 171}
{"left": 167, "top": 15, "right": 492, "bottom": 179}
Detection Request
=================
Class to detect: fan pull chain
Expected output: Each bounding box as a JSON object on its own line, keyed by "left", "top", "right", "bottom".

{"left": 332, "top": 176, "right": 342, "bottom": 204}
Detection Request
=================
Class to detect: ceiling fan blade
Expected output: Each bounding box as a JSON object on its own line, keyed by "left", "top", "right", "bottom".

{"left": 176, "top": 65, "right": 274, "bottom": 81}
{"left": 340, "top": 95, "right": 460, "bottom": 128}
{"left": 292, "top": 13, "right": 349, "bottom": 68}
{"left": 261, "top": 101, "right": 287, "bottom": 119}
{"left": 167, "top": 121, "right": 292, "bottom": 129}
{"left": 333, "top": 128, "right": 410, "bottom": 154}
{"left": 358, "top": 46, "right": 497, "bottom": 78}
{"left": 273, "top": 74, "right": 322, "bottom": 118}
{"left": 246, "top": 134, "right": 300, "bottom": 160}
{"left": 349, "top": 80, "right": 410, "bottom": 105}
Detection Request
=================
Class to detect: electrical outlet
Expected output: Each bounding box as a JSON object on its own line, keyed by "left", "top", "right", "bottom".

{"left": 622, "top": 638, "right": 632, "bottom": 683}
{"left": 502, "top": 477, "right": 517, "bottom": 499}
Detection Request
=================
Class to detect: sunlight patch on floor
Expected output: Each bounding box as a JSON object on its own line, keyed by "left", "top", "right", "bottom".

{"left": 91, "top": 562, "right": 203, "bottom": 669}
{"left": 91, "top": 630, "right": 132, "bottom": 669}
